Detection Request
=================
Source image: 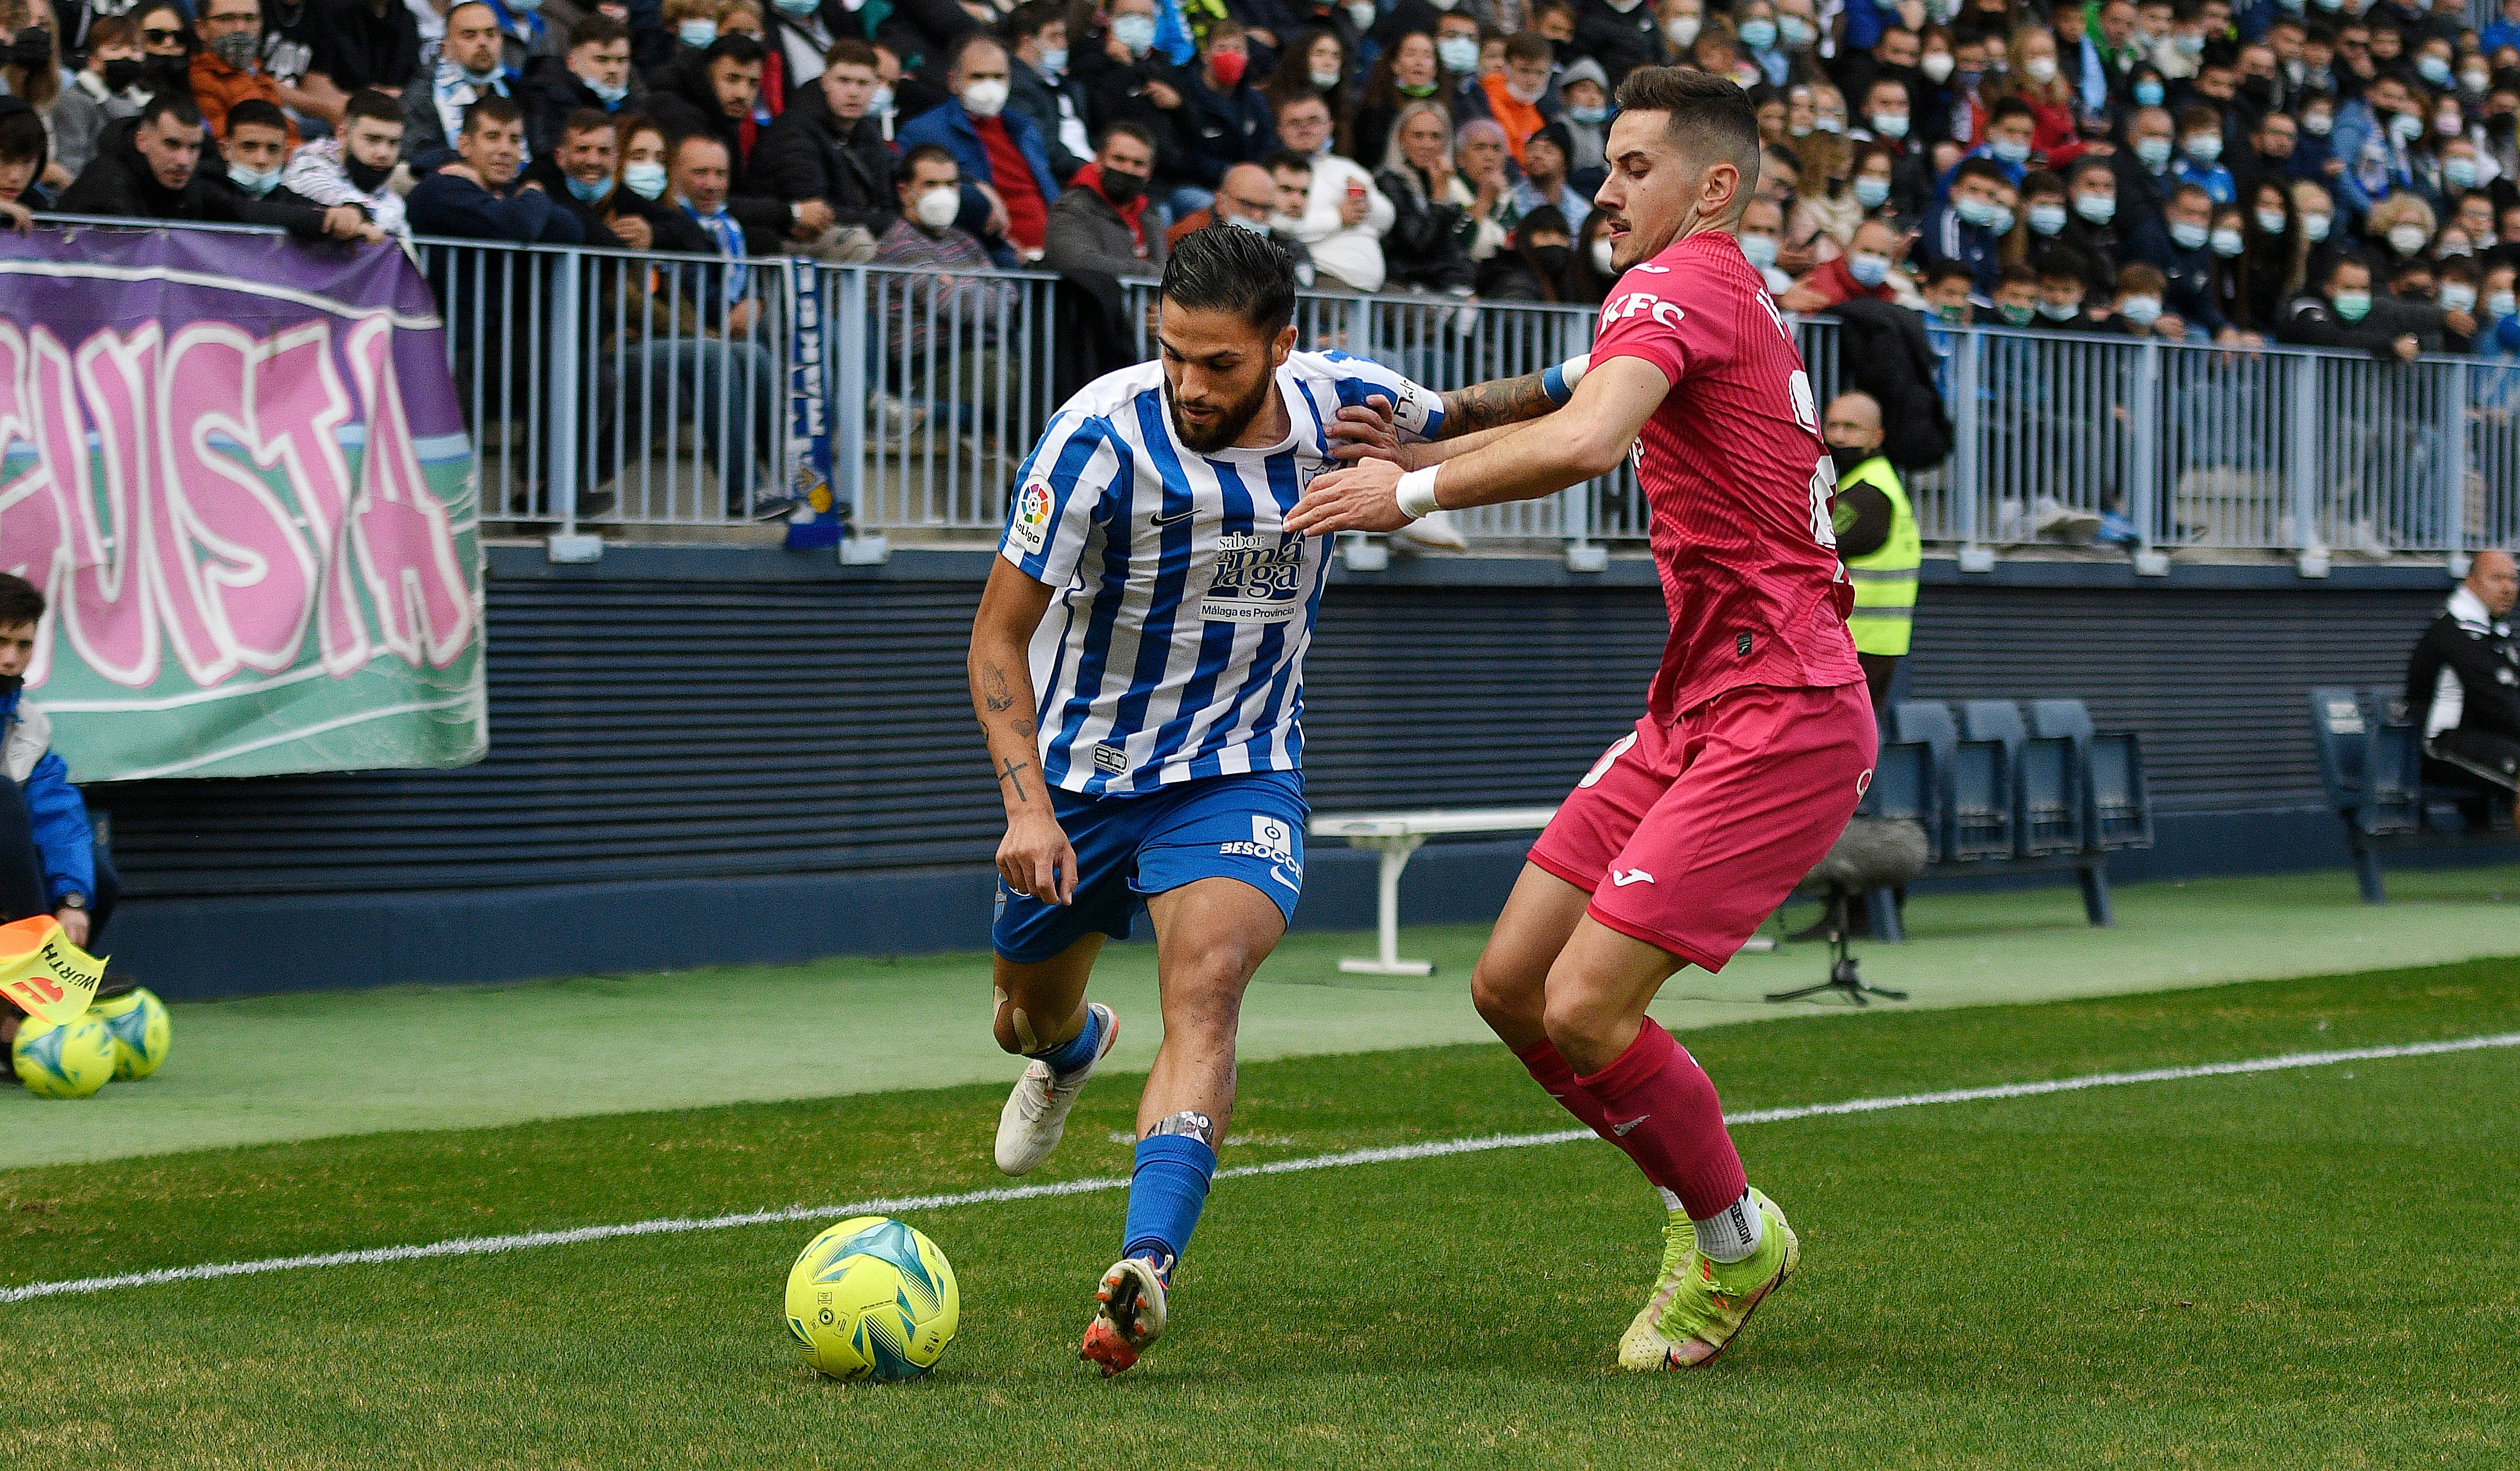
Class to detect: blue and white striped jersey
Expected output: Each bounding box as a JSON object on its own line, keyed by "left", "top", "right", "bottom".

{"left": 999, "top": 350, "right": 1443, "bottom": 796}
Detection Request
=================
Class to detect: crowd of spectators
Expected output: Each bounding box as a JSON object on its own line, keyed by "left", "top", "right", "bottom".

{"left": 5, "top": 0, "right": 2520, "bottom": 363}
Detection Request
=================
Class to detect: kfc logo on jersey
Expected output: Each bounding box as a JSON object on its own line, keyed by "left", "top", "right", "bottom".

{"left": 1601, "top": 292, "right": 1687, "bottom": 329}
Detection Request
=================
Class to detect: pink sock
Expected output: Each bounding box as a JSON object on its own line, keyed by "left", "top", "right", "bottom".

{"left": 1574, "top": 1019, "right": 1749, "bottom": 1219}
{"left": 1512, "top": 1038, "right": 1625, "bottom": 1143}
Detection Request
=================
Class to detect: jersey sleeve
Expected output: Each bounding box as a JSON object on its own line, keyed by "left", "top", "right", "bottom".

{"left": 1000, "top": 410, "right": 1130, "bottom": 588}
{"left": 1314, "top": 351, "right": 1446, "bottom": 441}
{"left": 1588, "top": 266, "right": 1735, "bottom": 388}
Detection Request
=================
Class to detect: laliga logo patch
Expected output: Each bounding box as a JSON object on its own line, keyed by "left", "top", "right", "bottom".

{"left": 1010, "top": 481, "right": 1054, "bottom": 555}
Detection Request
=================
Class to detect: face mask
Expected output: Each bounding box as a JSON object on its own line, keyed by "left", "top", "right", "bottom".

{"left": 2391, "top": 112, "right": 2425, "bottom": 144}
{"left": 2442, "top": 282, "right": 2479, "bottom": 312}
{"left": 2210, "top": 227, "right": 2244, "bottom": 256}
{"left": 1789, "top": 120, "right": 1812, "bottom": 137}
{"left": 1507, "top": 75, "right": 1546, "bottom": 104}
{"left": 2300, "top": 211, "right": 2330, "bottom": 241}
{"left": 1934, "top": 301, "right": 1968, "bottom": 323}
{"left": 1997, "top": 301, "right": 2035, "bottom": 324}
{"left": 510, "top": 0, "right": 544, "bottom": 11}
{"left": 2332, "top": 288, "right": 2371, "bottom": 321}
{"left": 345, "top": 155, "right": 392, "bottom": 192}
{"left": 1779, "top": 15, "right": 1813, "bottom": 47}
{"left": 2135, "top": 136, "right": 2173, "bottom": 169}
{"left": 1209, "top": 50, "right": 1247, "bottom": 87}
{"left": 1532, "top": 242, "right": 1571, "bottom": 278}
{"left": 2490, "top": 290, "right": 2517, "bottom": 320}
{"left": 2173, "top": 33, "right": 2204, "bottom": 57}
{"left": 565, "top": 172, "right": 612, "bottom": 203}
{"left": 1591, "top": 237, "right": 1617, "bottom": 275}
{"left": 915, "top": 185, "right": 961, "bottom": 229}
{"left": 2170, "top": 219, "right": 2208, "bottom": 249}
{"left": 2134, "top": 79, "right": 2165, "bottom": 108}
{"left": 1570, "top": 103, "right": 1608, "bottom": 124}
{"left": 1986, "top": 206, "right": 2014, "bottom": 234}
{"left": 1311, "top": 66, "right": 1341, "bottom": 89}
{"left": 623, "top": 159, "right": 667, "bottom": 198}
{"left": 1827, "top": 443, "right": 1875, "bottom": 478}
{"left": 2120, "top": 294, "right": 2163, "bottom": 325}
{"left": 1870, "top": 110, "right": 1909, "bottom": 140}
{"left": 1665, "top": 15, "right": 1701, "bottom": 48}
{"left": 1921, "top": 52, "right": 1955, "bottom": 82}
{"left": 1343, "top": 0, "right": 1375, "bottom": 26}
{"left": 101, "top": 57, "right": 145, "bottom": 93}
{"left": 2418, "top": 55, "right": 2452, "bottom": 86}
{"left": 1956, "top": 194, "right": 1999, "bottom": 227}
{"left": 1226, "top": 209, "right": 1271, "bottom": 233}
{"left": 1041, "top": 48, "right": 1069, "bottom": 75}
{"left": 1100, "top": 168, "right": 1145, "bottom": 206}
{"left": 2303, "top": 111, "right": 2332, "bottom": 136}
{"left": 2028, "top": 202, "right": 2067, "bottom": 234}
{"left": 961, "top": 78, "right": 1009, "bottom": 117}
{"left": 2183, "top": 133, "right": 2222, "bottom": 163}
{"left": 1955, "top": 67, "right": 1982, "bottom": 94}
{"left": 869, "top": 84, "right": 894, "bottom": 115}
{"left": 2446, "top": 157, "right": 2480, "bottom": 190}
{"left": 210, "top": 31, "right": 258, "bottom": 69}
{"left": 1815, "top": 113, "right": 1843, "bottom": 133}
{"left": 2074, "top": 191, "right": 2115, "bottom": 223}
{"left": 2025, "top": 56, "right": 2057, "bottom": 84}
{"left": 2438, "top": 111, "right": 2464, "bottom": 136}
{"left": 2383, "top": 223, "right": 2426, "bottom": 255}
{"left": 1114, "top": 13, "right": 1157, "bottom": 57}
{"left": 1429, "top": 0, "right": 1457, "bottom": 8}
{"left": 1738, "top": 19, "right": 1776, "bottom": 49}
{"left": 769, "top": 0, "right": 818, "bottom": 12}
{"left": 2464, "top": 69, "right": 2492, "bottom": 93}
{"left": 1437, "top": 36, "right": 1478, "bottom": 73}
{"left": 583, "top": 74, "right": 628, "bottom": 104}
{"left": 228, "top": 161, "right": 280, "bottom": 196}
{"left": 2257, "top": 207, "right": 2287, "bottom": 234}
{"left": 1990, "top": 136, "right": 2030, "bottom": 165}
{"left": 2037, "top": 297, "right": 2081, "bottom": 319}
{"left": 1847, "top": 250, "right": 1891, "bottom": 286}
{"left": 678, "top": 19, "right": 717, "bottom": 46}
{"left": 1739, "top": 232, "right": 1780, "bottom": 267}
{"left": 1854, "top": 175, "right": 1890, "bottom": 208}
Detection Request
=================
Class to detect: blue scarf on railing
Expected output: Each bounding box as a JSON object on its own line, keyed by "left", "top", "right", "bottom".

{"left": 680, "top": 199, "right": 749, "bottom": 307}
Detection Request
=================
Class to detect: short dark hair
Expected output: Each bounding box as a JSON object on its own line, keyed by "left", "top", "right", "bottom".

{"left": 0, "top": 571, "right": 43, "bottom": 630}
{"left": 1611, "top": 66, "right": 1762, "bottom": 215}
{"left": 343, "top": 87, "right": 405, "bottom": 128}
{"left": 1923, "top": 259, "right": 1976, "bottom": 289}
{"left": 1098, "top": 119, "right": 1156, "bottom": 154}
{"left": 571, "top": 13, "right": 629, "bottom": 48}
{"left": 1989, "top": 96, "right": 2035, "bottom": 126}
{"left": 562, "top": 107, "right": 615, "bottom": 140}
{"left": 2322, "top": 252, "right": 2367, "bottom": 285}
{"left": 1954, "top": 156, "right": 2011, "bottom": 190}
{"left": 85, "top": 14, "right": 136, "bottom": 49}
{"left": 949, "top": 30, "right": 1005, "bottom": 73}
{"left": 1503, "top": 31, "right": 1552, "bottom": 66}
{"left": 2170, "top": 181, "right": 2212, "bottom": 210}
{"left": 462, "top": 94, "right": 525, "bottom": 134}
{"left": 1263, "top": 148, "right": 1314, "bottom": 175}
{"left": 824, "top": 37, "right": 879, "bottom": 70}
{"left": 1997, "top": 262, "right": 2039, "bottom": 291}
{"left": 2177, "top": 103, "right": 2221, "bottom": 133}
{"left": 1002, "top": 0, "right": 1063, "bottom": 43}
{"left": 671, "top": 130, "right": 729, "bottom": 164}
{"left": 138, "top": 93, "right": 203, "bottom": 133}
{"left": 706, "top": 33, "right": 767, "bottom": 67}
{"left": 1160, "top": 224, "right": 1298, "bottom": 335}
{"left": 2034, "top": 245, "right": 2090, "bottom": 283}
{"left": 225, "top": 98, "right": 289, "bottom": 138}
{"left": 0, "top": 108, "right": 45, "bottom": 165}
{"left": 897, "top": 141, "right": 957, "bottom": 187}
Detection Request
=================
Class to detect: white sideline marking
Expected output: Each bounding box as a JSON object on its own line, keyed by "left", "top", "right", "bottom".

{"left": 5, "top": 1031, "right": 2513, "bottom": 1306}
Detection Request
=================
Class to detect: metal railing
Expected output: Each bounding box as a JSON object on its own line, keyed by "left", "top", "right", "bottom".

{"left": 29, "top": 215, "right": 2520, "bottom": 564}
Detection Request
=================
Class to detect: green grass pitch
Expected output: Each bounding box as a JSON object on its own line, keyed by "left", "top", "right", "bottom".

{"left": 2, "top": 958, "right": 2514, "bottom": 1468}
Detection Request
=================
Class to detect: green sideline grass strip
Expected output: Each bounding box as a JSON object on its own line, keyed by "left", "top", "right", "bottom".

{"left": 6, "top": 1029, "right": 2511, "bottom": 1309}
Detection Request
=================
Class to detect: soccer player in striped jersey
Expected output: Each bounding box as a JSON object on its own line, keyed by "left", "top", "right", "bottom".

{"left": 1292, "top": 68, "right": 1875, "bottom": 1371}
{"left": 966, "top": 227, "right": 1565, "bottom": 1377}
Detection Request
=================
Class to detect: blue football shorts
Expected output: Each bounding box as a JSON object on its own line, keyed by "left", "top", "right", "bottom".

{"left": 992, "top": 770, "right": 1308, "bottom": 963}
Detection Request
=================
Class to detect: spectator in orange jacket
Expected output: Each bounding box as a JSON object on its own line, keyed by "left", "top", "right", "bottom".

{"left": 190, "top": 0, "right": 299, "bottom": 145}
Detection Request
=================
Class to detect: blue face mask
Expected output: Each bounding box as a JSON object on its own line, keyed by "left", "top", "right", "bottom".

{"left": 2135, "top": 135, "right": 2173, "bottom": 169}
{"left": 1112, "top": 13, "right": 1157, "bottom": 57}
{"left": 1569, "top": 103, "right": 1608, "bottom": 124}
{"left": 1990, "top": 136, "right": 2030, "bottom": 165}
{"left": 677, "top": 19, "right": 716, "bottom": 46}
{"left": 228, "top": 162, "right": 280, "bottom": 196}
{"left": 1854, "top": 175, "right": 1890, "bottom": 208}
{"left": 1040, "top": 47, "right": 1068, "bottom": 74}
{"left": 508, "top": 0, "right": 543, "bottom": 13}
{"left": 1956, "top": 194, "right": 2000, "bottom": 228}
{"left": 582, "top": 74, "right": 628, "bottom": 104}
{"left": 566, "top": 173, "right": 612, "bottom": 203}
{"left": 1738, "top": 18, "right": 1777, "bottom": 49}
{"left": 2134, "top": 79, "right": 2165, "bottom": 108}
{"left": 772, "top": 0, "right": 820, "bottom": 15}
{"left": 1847, "top": 251, "right": 1891, "bottom": 286}
{"left": 623, "top": 159, "right": 668, "bottom": 199}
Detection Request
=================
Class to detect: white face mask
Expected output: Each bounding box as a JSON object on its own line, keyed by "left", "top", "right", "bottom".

{"left": 1310, "top": 67, "right": 1341, "bottom": 89}
{"left": 2024, "top": 56, "right": 2057, "bottom": 84}
{"left": 2441, "top": 283, "right": 2478, "bottom": 313}
{"left": 2489, "top": 290, "right": 2517, "bottom": 320}
{"left": 1920, "top": 52, "right": 1954, "bottom": 82}
{"left": 961, "top": 78, "right": 1010, "bottom": 118}
{"left": 1666, "top": 16, "right": 1700, "bottom": 47}
{"left": 2388, "top": 223, "right": 2429, "bottom": 255}
{"left": 1739, "top": 232, "right": 1779, "bottom": 268}
{"left": 915, "top": 183, "right": 961, "bottom": 229}
{"left": 1592, "top": 237, "right": 1617, "bottom": 274}
{"left": 2300, "top": 211, "right": 2331, "bottom": 242}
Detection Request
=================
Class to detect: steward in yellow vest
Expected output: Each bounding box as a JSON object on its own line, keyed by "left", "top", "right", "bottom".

{"left": 1823, "top": 392, "right": 1920, "bottom": 710}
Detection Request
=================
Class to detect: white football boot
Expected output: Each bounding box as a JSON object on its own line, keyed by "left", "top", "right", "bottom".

{"left": 993, "top": 1002, "right": 1119, "bottom": 1176}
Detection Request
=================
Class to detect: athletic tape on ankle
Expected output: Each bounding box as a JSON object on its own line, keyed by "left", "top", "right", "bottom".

{"left": 1541, "top": 352, "right": 1591, "bottom": 406}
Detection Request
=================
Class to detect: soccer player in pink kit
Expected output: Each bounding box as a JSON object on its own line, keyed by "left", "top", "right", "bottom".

{"left": 1290, "top": 66, "right": 1874, "bottom": 1370}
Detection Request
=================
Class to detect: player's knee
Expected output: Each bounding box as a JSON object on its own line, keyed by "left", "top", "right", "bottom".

{"left": 1470, "top": 958, "right": 1544, "bottom": 1033}
{"left": 1540, "top": 987, "right": 1622, "bottom": 1061}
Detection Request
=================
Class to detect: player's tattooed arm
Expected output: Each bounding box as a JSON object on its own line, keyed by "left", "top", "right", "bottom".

{"left": 970, "top": 559, "right": 1079, "bottom": 904}
{"left": 1435, "top": 371, "right": 1559, "bottom": 439}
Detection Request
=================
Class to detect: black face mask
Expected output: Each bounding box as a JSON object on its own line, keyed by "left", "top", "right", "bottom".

{"left": 1531, "top": 243, "right": 1570, "bottom": 278}
{"left": 345, "top": 155, "right": 392, "bottom": 193}
{"left": 3, "top": 27, "right": 51, "bottom": 69}
{"left": 1100, "top": 168, "right": 1145, "bottom": 206}
{"left": 1828, "top": 443, "right": 1872, "bottom": 479}
{"left": 102, "top": 57, "right": 147, "bottom": 93}
{"left": 0, "top": 673, "right": 21, "bottom": 698}
{"left": 2490, "top": 113, "right": 2518, "bottom": 139}
{"left": 145, "top": 53, "right": 190, "bottom": 89}
{"left": 2238, "top": 76, "right": 2272, "bottom": 107}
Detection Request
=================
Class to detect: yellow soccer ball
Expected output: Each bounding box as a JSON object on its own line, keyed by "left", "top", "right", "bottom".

{"left": 784, "top": 1216, "right": 959, "bottom": 1381}
{"left": 12, "top": 1015, "right": 117, "bottom": 1099}
{"left": 90, "top": 987, "right": 172, "bottom": 1079}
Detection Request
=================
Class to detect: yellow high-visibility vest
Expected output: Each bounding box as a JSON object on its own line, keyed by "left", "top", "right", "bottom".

{"left": 1836, "top": 455, "right": 1919, "bottom": 657}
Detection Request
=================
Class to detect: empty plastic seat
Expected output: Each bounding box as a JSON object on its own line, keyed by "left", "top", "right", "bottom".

{"left": 1889, "top": 701, "right": 1959, "bottom": 858}
{"left": 1859, "top": 740, "right": 1939, "bottom": 863}
{"left": 1948, "top": 734, "right": 2014, "bottom": 861}
{"left": 2086, "top": 729, "right": 2152, "bottom": 851}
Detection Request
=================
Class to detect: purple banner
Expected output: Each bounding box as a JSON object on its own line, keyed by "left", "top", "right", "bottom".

{"left": 0, "top": 225, "right": 484, "bottom": 782}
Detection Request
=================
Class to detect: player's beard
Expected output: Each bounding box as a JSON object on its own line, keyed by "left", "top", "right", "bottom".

{"left": 1165, "top": 369, "right": 1276, "bottom": 454}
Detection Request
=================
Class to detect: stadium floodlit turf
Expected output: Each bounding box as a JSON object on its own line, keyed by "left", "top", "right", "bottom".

{"left": 2, "top": 958, "right": 2513, "bottom": 1467}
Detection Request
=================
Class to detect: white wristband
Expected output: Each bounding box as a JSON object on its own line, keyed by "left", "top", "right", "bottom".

{"left": 1395, "top": 467, "right": 1443, "bottom": 521}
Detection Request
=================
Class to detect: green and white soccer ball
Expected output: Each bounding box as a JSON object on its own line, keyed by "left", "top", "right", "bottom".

{"left": 785, "top": 1216, "right": 960, "bottom": 1381}
{"left": 90, "top": 987, "right": 172, "bottom": 1079}
{"left": 12, "top": 1014, "right": 117, "bottom": 1099}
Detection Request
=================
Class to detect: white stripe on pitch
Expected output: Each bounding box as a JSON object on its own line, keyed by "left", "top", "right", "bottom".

{"left": 5, "top": 1030, "right": 2512, "bottom": 1307}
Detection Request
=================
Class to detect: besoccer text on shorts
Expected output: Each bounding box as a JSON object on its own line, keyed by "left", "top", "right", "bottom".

{"left": 1291, "top": 65, "right": 1879, "bottom": 1371}
{"left": 965, "top": 226, "right": 1574, "bottom": 1376}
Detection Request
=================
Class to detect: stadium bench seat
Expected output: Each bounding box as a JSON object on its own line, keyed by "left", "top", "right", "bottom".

{"left": 2307, "top": 687, "right": 2511, "bottom": 903}
{"left": 1306, "top": 807, "right": 1560, "bottom": 975}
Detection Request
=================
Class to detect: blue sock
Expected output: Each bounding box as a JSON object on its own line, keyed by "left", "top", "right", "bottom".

{"left": 1028, "top": 1004, "right": 1102, "bottom": 1076}
{"left": 1121, "top": 1133, "right": 1216, "bottom": 1272}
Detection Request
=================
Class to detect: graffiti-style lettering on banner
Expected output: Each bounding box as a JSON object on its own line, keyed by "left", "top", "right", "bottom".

{"left": 0, "top": 228, "right": 483, "bottom": 782}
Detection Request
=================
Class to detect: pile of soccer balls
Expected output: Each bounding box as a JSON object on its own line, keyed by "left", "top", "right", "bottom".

{"left": 785, "top": 1216, "right": 961, "bottom": 1381}
{"left": 10, "top": 988, "right": 173, "bottom": 1098}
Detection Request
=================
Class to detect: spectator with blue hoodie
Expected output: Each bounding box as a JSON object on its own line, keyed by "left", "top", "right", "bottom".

{"left": 1919, "top": 156, "right": 2014, "bottom": 295}
{"left": 0, "top": 574, "right": 113, "bottom": 967}
{"left": 899, "top": 31, "right": 1062, "bottom": 262}
{"left": 2159, "top": 182, "right": 2241, "bottom": 339}
{"left": 1935, "top": 96, "right": 2035, "bottom": 200}
{"left": 2170, "top": 103, "right": 2237, "bottom": 204}
{"left": 2329, "top": 72, "right": 2420, "bottom": 228}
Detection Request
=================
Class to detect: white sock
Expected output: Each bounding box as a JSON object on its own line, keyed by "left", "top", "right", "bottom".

{"left": 1692, "top": 1189, "right": 1763, "bottom": 1264}
{"left": 1656, "top": 1187, "right": 1684, "bottom": 1213}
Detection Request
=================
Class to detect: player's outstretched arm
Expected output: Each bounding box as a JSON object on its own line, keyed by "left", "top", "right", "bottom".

{"left": 969, "top": 561, "right": 1077, "bottom": 906}
{"left": 1288, "top": 357, "right": 1668, "bottom": 535}
{"left": 1433, "top": 363, "right": 1573, "bottom": 439}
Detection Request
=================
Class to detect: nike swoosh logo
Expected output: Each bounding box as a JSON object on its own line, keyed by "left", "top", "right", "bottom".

{"left": 1150, "top": 507, "right": 1197, "bottom": 527}
{"left": 1268, "top": 865, "right": 1302, "bottom": 892}
{"left": 1612, "top": 1114, "right": 1650, "bottom": 1136}
{"left": 1611, "top": 870, "right": 1654, "bottom": 887}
